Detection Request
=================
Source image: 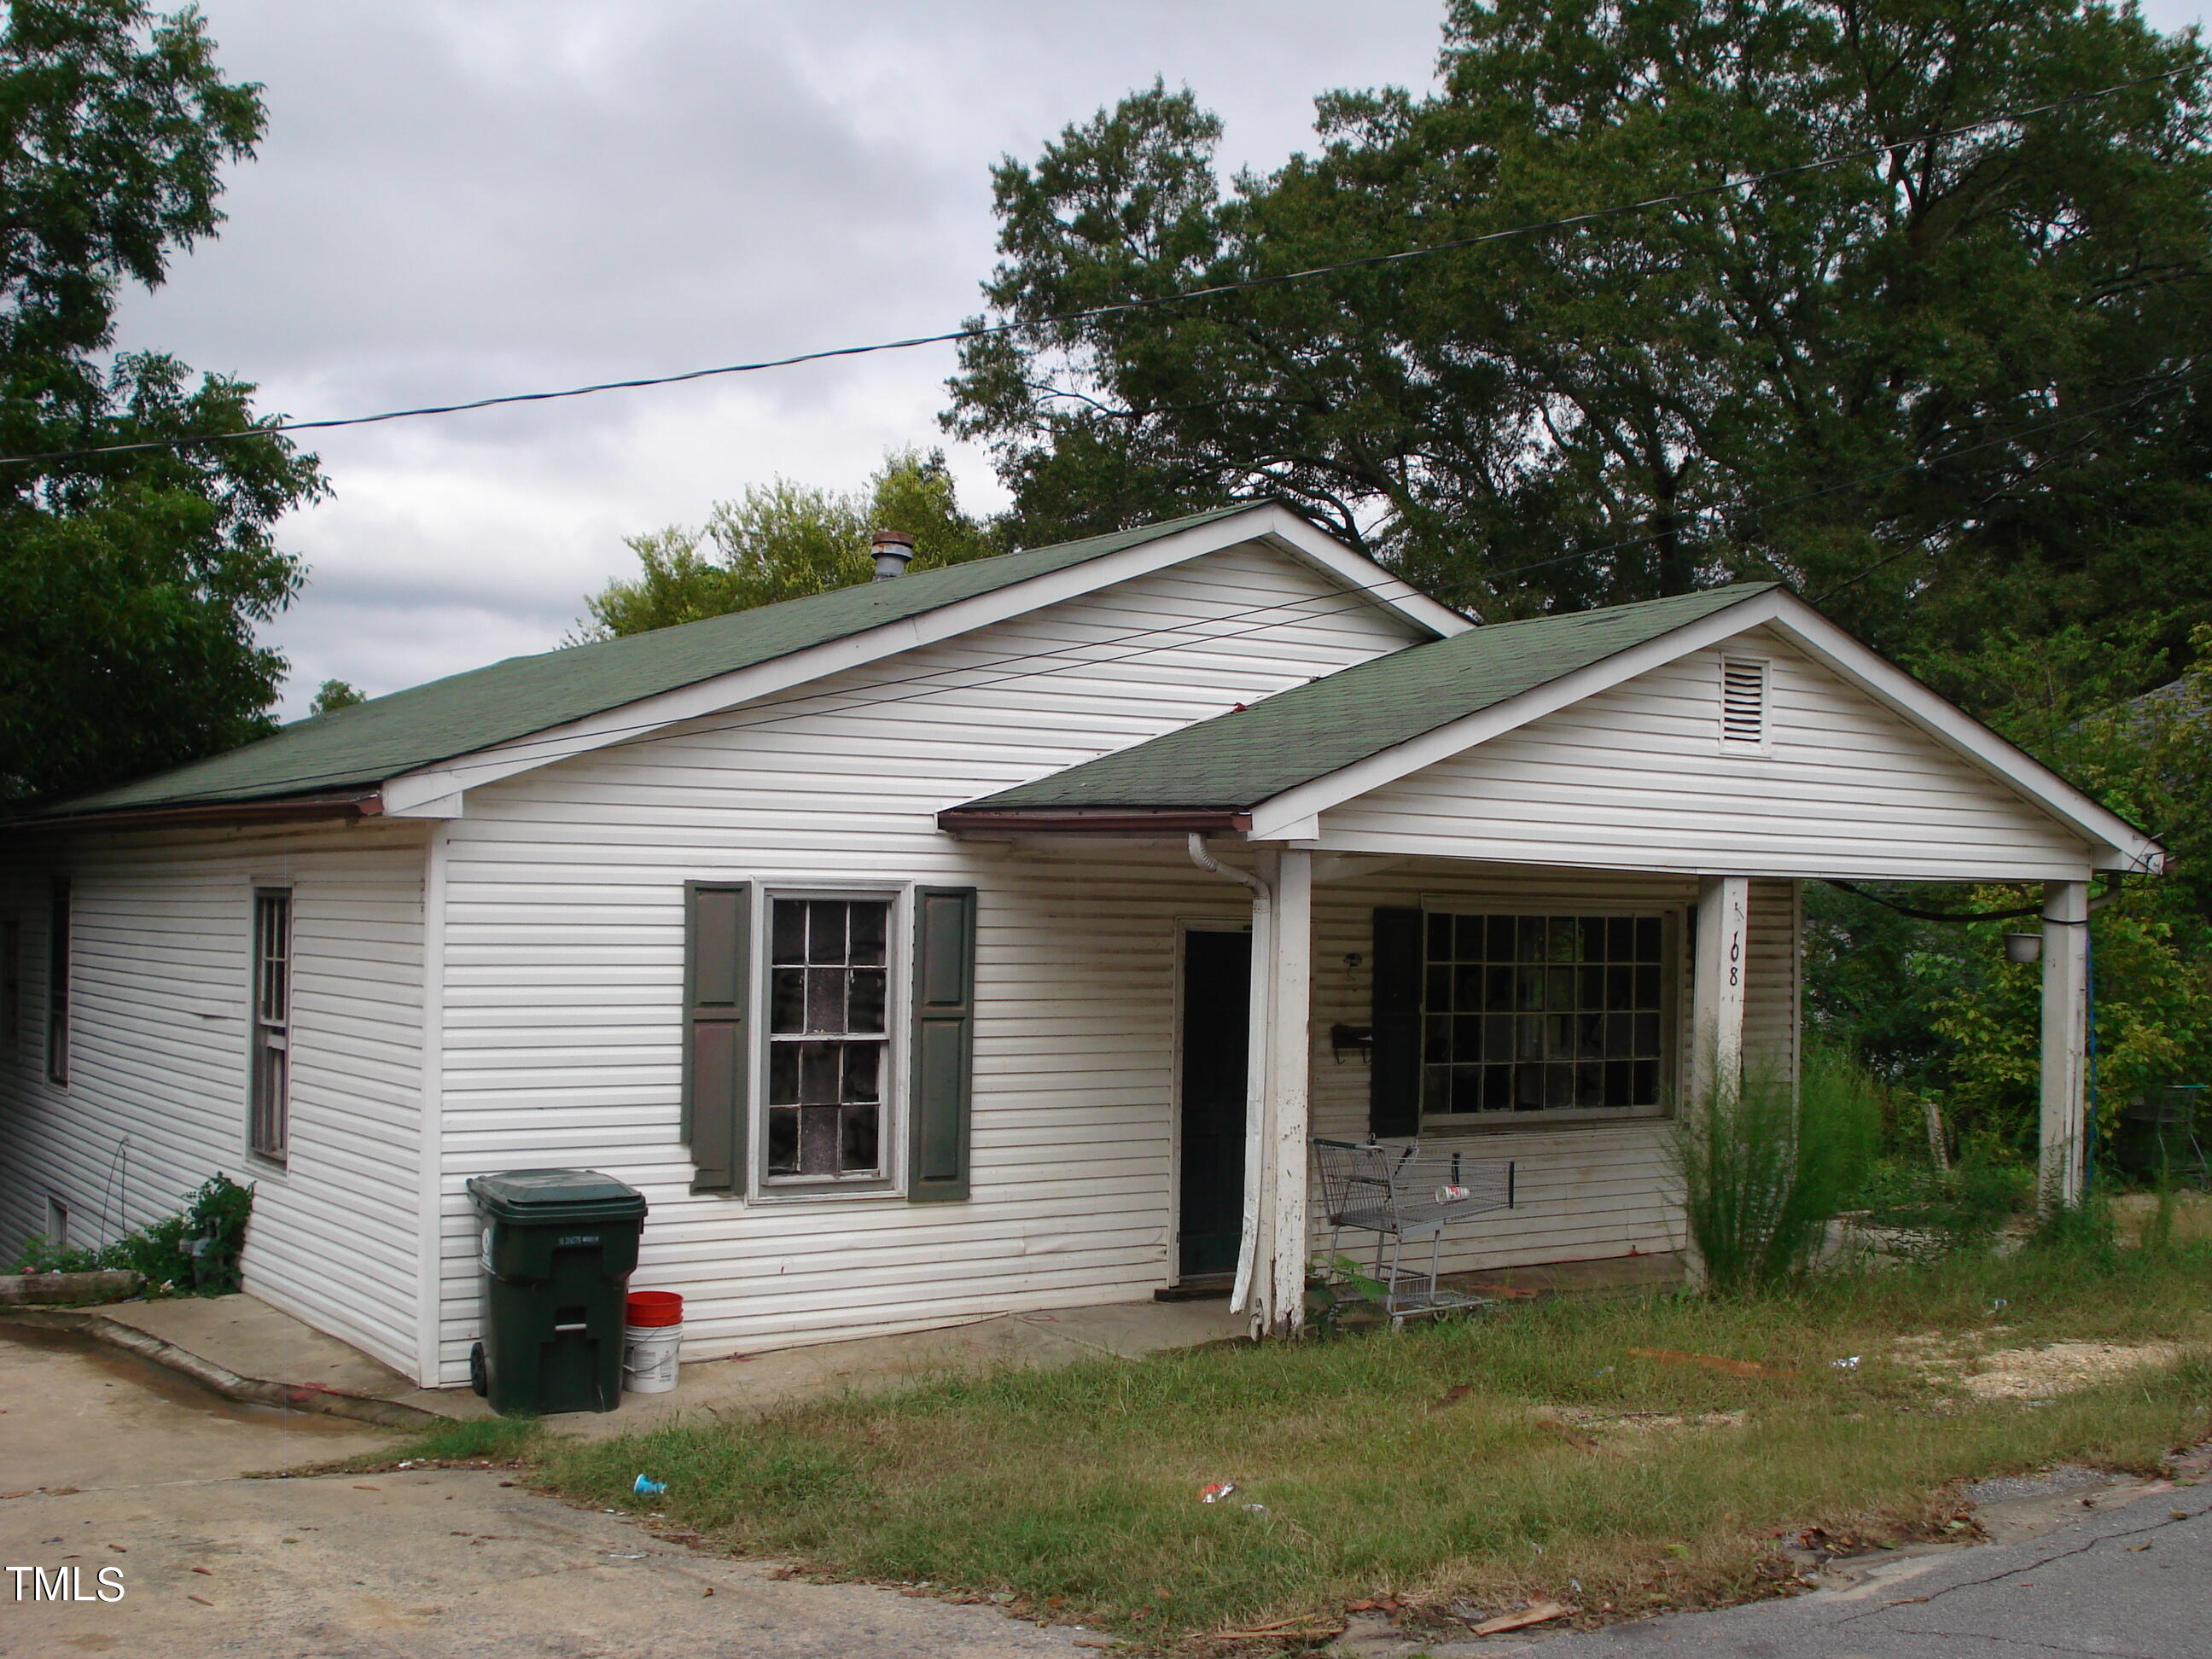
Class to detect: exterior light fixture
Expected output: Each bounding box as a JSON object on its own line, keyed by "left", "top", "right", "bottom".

{"left": 2003, "top": 932, "right": 2043, "bottom": 965}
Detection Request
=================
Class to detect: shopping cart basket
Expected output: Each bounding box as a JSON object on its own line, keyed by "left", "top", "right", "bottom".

{"left": 1312, "top": 1138, "right": 1515, "bottom": 1328}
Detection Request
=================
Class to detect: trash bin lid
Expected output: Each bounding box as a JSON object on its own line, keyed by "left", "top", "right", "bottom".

{"left": 466, "top": 1168, "right": 648, "bottom": 1225}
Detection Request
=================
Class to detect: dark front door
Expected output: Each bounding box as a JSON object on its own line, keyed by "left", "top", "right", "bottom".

{"left": 1178, "top": 928, "right": 1251, "bottom": 1278}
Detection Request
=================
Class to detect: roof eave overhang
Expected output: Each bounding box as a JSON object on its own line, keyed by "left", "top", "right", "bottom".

{"left": 937, "top": 806, "right": 1251, "bottom": 837}
{"left": 380, "top": 503, "right": 1467, "bottom": 815}
{"left": 1, "top": 789, "right": 385, "bottom": 835}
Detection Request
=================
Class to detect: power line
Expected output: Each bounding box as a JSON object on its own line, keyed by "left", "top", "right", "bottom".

{"left": 102, "top": 578, "right": 1426, "bottom": 807}
{"left": 66, "top": 342, "right": 2212, "bottom": 812}
{"left": 1, "top": 60, "right": 2203, "bottom": 469}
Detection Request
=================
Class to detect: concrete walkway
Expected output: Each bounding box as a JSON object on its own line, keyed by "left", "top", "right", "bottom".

{"left": 3, "top": 1289, "right": 1252, "bottom": 1434}
{"left": 0, "top": 1324, "right": 1091, "bottom": 1658}
{"left": 0, "top": 1250, "right": 1676, "bottom": 1437}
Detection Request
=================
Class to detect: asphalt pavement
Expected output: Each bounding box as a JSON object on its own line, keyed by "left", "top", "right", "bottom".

{"left": 1523, "top": 1467, "right": 2208, "bottom": 1659}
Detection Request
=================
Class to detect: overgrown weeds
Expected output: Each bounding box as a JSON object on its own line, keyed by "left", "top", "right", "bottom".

{"left": 525, "top": 1244, "right": 2212, "bottom": 1644}
{"left": 1673, "top": 1047, "right": 1881, "bottom": 1292}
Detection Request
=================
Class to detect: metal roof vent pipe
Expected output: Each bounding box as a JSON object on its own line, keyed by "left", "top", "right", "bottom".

{"left": 870, "top": 529, "right": 915, "bottom": 581}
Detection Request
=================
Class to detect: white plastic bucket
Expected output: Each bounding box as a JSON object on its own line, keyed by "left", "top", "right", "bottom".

{"left": 621, "top": 1322, "right": 683, "bottom": 1394}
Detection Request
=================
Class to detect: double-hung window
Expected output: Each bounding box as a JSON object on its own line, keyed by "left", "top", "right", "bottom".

{"left": 1417, "top": 911, "right": 1672, "bottom": 1121}
{"left": 683, "top": 882, "right": 976, "bottom": 1203}
{"left": 765, "top": 895, "right": 891, "bottom": 1182}
{"left": 250, "top": 889, "right": 292, "bottom": 1161}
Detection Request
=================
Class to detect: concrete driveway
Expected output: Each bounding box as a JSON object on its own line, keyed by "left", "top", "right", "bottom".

{"left": 0, "top": 1327, "right": 1090, "bottom": 1658}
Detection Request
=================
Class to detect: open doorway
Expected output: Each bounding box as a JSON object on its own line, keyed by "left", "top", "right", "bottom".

{"left": 1176, "top": 928, "right": 1250, "bottom": 1284}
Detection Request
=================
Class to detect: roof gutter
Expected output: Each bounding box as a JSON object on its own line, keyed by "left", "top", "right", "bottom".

{"left": 936, "top": 806, "right": 1250, "bottom": 837}
{"left": 1, "top": 789, "right": 385, "bottom": 835}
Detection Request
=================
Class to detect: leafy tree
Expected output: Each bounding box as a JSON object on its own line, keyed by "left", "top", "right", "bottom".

{"left": 578, "top": 448, "right": 1001, "bottom": 639}
{"left": 1809, "top": 620, "right": 2212, "bottom": 1155}
{"left": 0, "top": 0, "right": 323, "bottom": 805}
{"left": 948, "top": 1, "right": 2212, "bottom": 671}
{"left": 307, "top": 678, "right": 365, "bottom": 716}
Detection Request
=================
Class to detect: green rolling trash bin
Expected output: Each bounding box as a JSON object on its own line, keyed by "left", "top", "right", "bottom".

{"left": 466, "top": 1169, "right": 649, "bottom": 1416}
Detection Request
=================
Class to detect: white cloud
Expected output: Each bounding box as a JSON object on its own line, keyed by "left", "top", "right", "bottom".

{"left": 111, "top": 0, "right": 2210, "bottom": 713}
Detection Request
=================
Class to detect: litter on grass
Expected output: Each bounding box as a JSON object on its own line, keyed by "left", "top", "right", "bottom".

{"left": 1199, "top": 1481, "right": 1237, "bottom": 1504}
{"left": 633, "top": 1476, "right": 667, "bottom": 1495}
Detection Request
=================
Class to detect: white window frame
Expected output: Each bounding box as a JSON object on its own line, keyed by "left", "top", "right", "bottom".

{"left": 748, "top": 882, "right": 909, "bottom": 1202}
{"left": 1415, "top": 899, "right": 1684, "bottom": 1131}
{"left": 1719, "top": 655, "right": 1772, "bottom": 754}
{"left": 248, "top": 888, "right": 293, "bottom": 1164}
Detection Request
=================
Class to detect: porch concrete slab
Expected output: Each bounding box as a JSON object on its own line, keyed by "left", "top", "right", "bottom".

{"left": 1451, "top": 1250, "right": 1685, "bottom": 1301}
{"left": 562, "top": 1298, "right": 1251, "bottom": 1440}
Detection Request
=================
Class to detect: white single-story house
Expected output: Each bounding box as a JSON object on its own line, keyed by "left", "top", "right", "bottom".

{"left": 0, "top": 503, "right": 2163, "bottom": 1382}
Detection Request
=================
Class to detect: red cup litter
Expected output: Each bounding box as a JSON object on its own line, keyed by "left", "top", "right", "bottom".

{"left": 625, "top": 1290, "right": 684, "bottom": 1327}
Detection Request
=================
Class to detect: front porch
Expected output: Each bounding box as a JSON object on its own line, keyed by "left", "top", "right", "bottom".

{"left": 944, "top": 581, "right": 2157, "bottom": 1336}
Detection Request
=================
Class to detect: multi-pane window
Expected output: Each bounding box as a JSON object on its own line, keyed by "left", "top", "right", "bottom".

{"left": 250, "top": 890, "right": 292, "bottom": 1161}
{"left": 1422, "top": 912, "right": 1668, "bottom": 1115}
{"left": 766, "top": 896, "right": 890, "bottom": 1180}
{"left": 45, "top": 882, "right": 69, "bottom": 1085}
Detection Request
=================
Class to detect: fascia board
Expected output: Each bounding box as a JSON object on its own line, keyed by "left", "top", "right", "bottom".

{"left": 1241, "top": 506, "right": 1475, "bottom": 638}
{"left": 1248, "top": 585, "right": 2165, "bottom": 875}
{"left": 382, "top": 505, "right": 1452, "bottom": 812}
{"left": 1247, "top": 589, "right": 1787, "bottom": 836}
{"left": 1758, "top": 595, "right": 2165, "bottom": 874}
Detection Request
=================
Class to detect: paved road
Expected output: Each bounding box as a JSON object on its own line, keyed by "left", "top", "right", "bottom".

{"left": 0, "top": 1326, "right": 1087, "bottom": 1658}
{"left": 1525, "top": 1471, "right": 2209, "bottom": 1659}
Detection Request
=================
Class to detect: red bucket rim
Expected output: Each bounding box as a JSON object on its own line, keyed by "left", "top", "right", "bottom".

{"left": 625, "top": 1290, "right": 684, "bottom": 1327}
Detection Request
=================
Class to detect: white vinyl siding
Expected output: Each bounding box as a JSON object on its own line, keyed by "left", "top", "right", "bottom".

{"left": 1319, "top": 627, "right": 2095, "bottom": 881}
{"left": 1309, "top": 863, "right": 1797, "bottom": 1272}
{"left": 428, "top": 543, "right": 1429, "bottom": 1380}
{"left": 0, "top": 820, "right": 429, "bottom": 1372}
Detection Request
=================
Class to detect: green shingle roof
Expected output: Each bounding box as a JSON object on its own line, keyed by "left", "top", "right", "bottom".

{"left": 33, "top": 504, "right": 1269, "bottom": 819}
{"left": 957, "top": 583, "right": 1776, "bottom": 813}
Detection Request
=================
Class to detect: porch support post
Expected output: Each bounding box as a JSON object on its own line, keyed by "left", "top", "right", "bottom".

{"left": 1691, "top": 875, "right": 1750, "bottom": 1103}
{"left": 1260, "top": 847, "right": 1313, "bottom": 1337}
{"left": 1230, "top": 850, "right": 1275, "bottom": 1320}
{"left": 2039, "top": 879, "right": 2091, "bottom": 1209}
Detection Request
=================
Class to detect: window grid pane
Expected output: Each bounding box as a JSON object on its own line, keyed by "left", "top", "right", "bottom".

{"left": 250, "top": 891, "right": 291, "bottom": 1160}
{"left": 1422, "top": 912, "right": 1664, "bottom": 1115}
{"left": 766, "top": 897, "right": 892, "bottom": 1179}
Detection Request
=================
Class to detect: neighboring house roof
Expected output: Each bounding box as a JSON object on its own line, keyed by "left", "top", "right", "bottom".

{"left": 953, "top": 584, "right": 1773, "bottom": 814}
{"left": 22, "top": 504, "right": 1336, "bottom": 823}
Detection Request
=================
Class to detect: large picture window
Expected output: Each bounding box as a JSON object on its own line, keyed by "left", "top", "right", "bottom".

{"left": 250, "top": 889, "right": 292, "bottom": 1161}
{"left": 1422, "top": 911, "right": 1668, "bottom": 1117}
{"left": 765, "top": 895, "right": 892, "bottom": 1182}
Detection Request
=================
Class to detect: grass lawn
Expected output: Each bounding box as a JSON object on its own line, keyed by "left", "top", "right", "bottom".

{"left": 482, "top": 1241, "right": 2212, "bottom": 1649}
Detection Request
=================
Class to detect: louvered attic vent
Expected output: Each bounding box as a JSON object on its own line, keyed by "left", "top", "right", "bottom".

{"left": 1721, "top": 658, "right": 1768, "bottom": 746}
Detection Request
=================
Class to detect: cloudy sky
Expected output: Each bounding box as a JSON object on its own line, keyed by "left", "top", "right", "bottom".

{"left": 115, "top": 1, "right": 2210, "bottom": 714}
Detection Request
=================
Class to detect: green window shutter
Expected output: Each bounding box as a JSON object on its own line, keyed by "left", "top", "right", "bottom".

{"left": 684, "top": 883, "right": 750, "bottom": 1194}
{"left": 909, "top": 886, "right": 977, "bottom": 1202}
{"left": 1370, "top": 907, "right": 1423, "bottom": 1138}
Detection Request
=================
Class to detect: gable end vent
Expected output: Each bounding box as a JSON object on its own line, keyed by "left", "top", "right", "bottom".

{"left": 1721, "top": 658, "right": 1768, "bottom": 747}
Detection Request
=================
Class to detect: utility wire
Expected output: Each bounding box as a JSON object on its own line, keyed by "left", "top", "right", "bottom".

{"left": 83, "top": 577, "right": 1426, "bottom": 806}
{"left": 0, "top": 60, "right": 2203, "bottom": 469}
{"left": 55, "top": 347, "right": 2212, "bottom": 811}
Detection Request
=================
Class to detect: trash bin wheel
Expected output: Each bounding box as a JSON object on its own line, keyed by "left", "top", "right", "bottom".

{"left": 469, "top": 1341, "right": 488, "bottom": 1397}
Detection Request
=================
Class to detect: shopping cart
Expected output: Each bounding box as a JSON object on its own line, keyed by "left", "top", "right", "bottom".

{"left": 1312, "top": 1138, "right": 1516, "bottom": 1329}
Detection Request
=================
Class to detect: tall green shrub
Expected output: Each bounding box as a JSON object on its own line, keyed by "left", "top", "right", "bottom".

{"left": 1673, "top": 1047, "right": 1881, "bottom": 1294}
